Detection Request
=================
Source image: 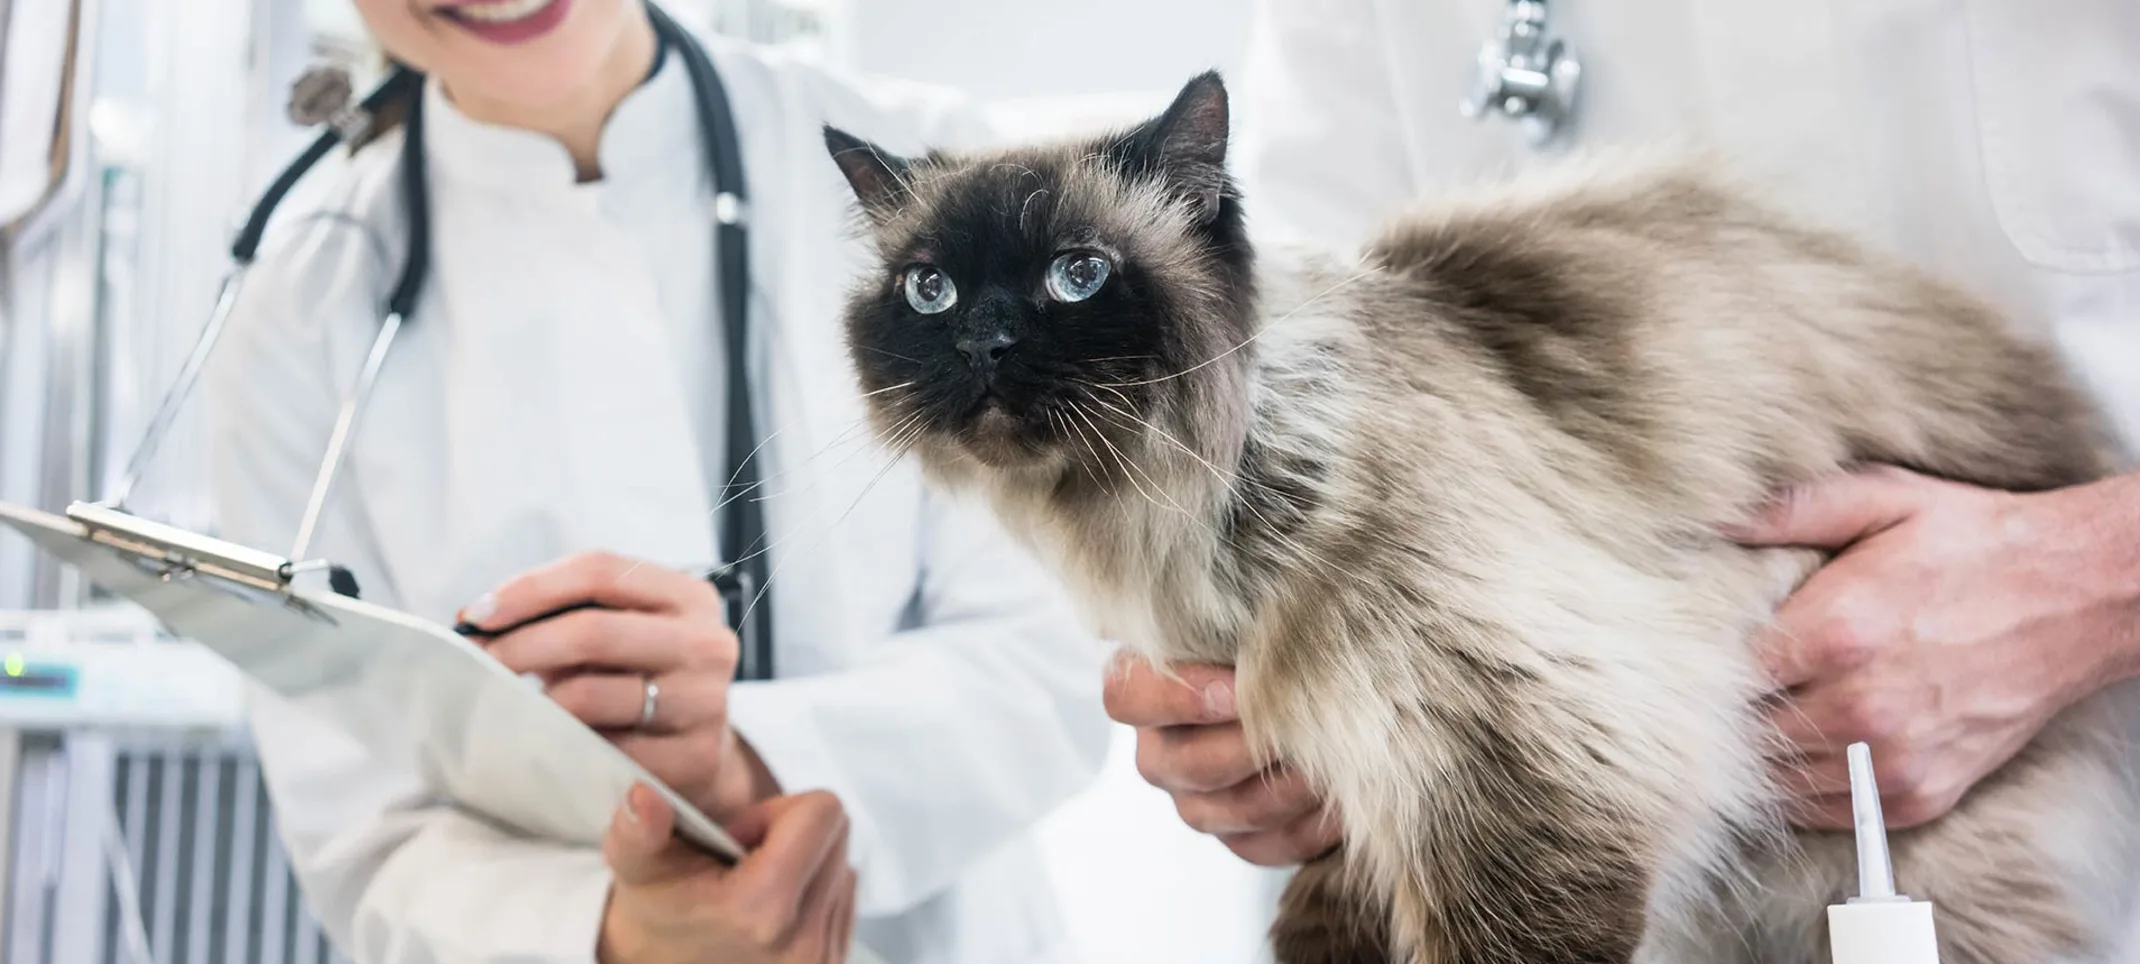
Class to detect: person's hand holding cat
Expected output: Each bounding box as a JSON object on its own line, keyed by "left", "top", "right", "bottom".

{"left": 1103, "top": 652, "right": 1341, "bottom": 865}
{"left": 1731, "top": 465, "right": 2140, "bottom": 830}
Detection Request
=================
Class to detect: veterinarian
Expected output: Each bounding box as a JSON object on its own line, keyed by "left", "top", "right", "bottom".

{"left": 1108, "top": 0, "right": 2140, "bottom": 937}
{"left": 203, "top": 1, "right": 1110, "bottom": 962}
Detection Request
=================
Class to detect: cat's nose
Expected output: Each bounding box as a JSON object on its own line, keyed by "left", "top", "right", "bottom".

{"left": 955, "top": 330, "right": 1018, "bottom": 372}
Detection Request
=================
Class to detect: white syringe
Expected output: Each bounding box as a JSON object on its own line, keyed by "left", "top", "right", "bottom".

{"left": 1827, "top": 741, "right": 1942, "bottom": 964}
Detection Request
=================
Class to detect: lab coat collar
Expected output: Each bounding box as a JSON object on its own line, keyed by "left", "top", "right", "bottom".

{"left": 422, "top": 50, "right": 701, "bottom": 197}
{"left": 367, "top": 50, "right": 720, "bottom": 626}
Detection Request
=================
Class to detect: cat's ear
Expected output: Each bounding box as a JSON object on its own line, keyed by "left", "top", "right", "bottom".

{"left": 1114, "top": 70, "right": 1231, "bottom": 222}
{"left": 824, "top": 125, "right": 913, "bottom": 221}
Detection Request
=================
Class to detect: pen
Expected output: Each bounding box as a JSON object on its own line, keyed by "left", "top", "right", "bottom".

{"left": 453, "top": 599, "right": 605, "bottom": 639}
{"left": 451, "top": 566, "right": 742, "bottom": 639}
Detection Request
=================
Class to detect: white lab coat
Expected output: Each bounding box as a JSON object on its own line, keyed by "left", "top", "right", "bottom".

{"left": 1234, "top": 0, "right": 2140, "bottom": 956}
{"left": 1234, "top": 0, "right": 2140, "bottom": 462}
{"left": 203, "top": 26, "right": 1111, "bottom": 964}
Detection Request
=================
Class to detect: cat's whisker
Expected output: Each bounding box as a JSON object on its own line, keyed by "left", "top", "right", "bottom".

{"left": 860, "top": 347, "right": 926, "bottom": 365}
{"left": 1058, "top": 405, "right": 1118, "bottom": 498}
{"left": 1081, "top": 354, "right": 1159, "bottom": 366}
{"left": 610, "top": 380, "right": 921, "bottom": 610}
{"left": 1072, "top": 403, "right": 1190, "bottom": 518}
{"left": 1082, "top": 397, "right": 1342, "bottom": 583}
{"left": 1080, "top": 392, "right": 1226, "bottom": 484}
{"left": 1079, "top": 389, "right": 1288, "bottom": 513}
{"left": 722, "top": 414, "right": 934, "bottom": 630}
{"left": 757, "top": 388, "right": 921, "bottom": 488}
{"left": 700, "top": 379, "right": 915, "bottom": 516}
{"left": 1047, "top": 407, "right": 1108, "bottom": 490}
{"left": 1067, "top": 403, "right": 1154, "bottom": 509}
{"left": 1078, "top": 419, "right": 1284, "bottom": 583}
{"left": 710, "top": 406, "right": 929, "bottom": 580}
{"left": 789, "top": 387, "right": 929, "bottom": 483}
{"left": 745, "top": 406, "right": 926, "bottom": 506}
{"left": 1018, "top": 189, "right": 1050, "bottom": 232}
{"left": 1104, "top": 267, "right": 1377, "bottom": 389}
{"left": 709, "top": 396, "right": 917, "bottom": 516}
{"left": 707, "top": 414, "right": 808, "bottom": 511}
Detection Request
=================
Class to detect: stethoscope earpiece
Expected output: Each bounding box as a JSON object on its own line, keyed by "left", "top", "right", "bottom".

{"left": 1461, "top": 0, "right": 1582, "bottom": 148}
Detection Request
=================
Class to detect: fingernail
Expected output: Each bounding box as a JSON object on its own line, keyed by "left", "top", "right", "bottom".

{"left": 622, "top": 785, "right": 647, "bottom": 824}
{"left": 461, "top": 592, "right": 496, "bottom": 626}
{"left": 1202, "top": 680, "right": 1235, "bottom": 719}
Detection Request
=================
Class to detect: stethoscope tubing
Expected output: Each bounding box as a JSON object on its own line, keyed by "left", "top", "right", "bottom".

{"left": 231, "top": 2, "right": 774, "bottom": 680}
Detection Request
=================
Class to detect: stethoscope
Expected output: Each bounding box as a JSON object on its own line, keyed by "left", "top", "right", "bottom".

{"left": 1461, "top": 0, "right": 1582, "bottom": 147}
{"left": 100, "top": 2, "right": 774, "bottom": 682}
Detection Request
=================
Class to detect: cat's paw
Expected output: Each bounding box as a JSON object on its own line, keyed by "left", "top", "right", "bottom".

{"left": 1271, "top": 851, "right": 1391, "bottom": 964}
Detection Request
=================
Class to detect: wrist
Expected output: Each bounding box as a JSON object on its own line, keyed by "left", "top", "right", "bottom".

{"left": 713, "top": 728, "right": 782, "bottom": 817}
{"left": 2106, "top": 474, "right": 2140, "bottom": 677}
{"left": 2103, "top": 472, "right": 2140, "bottom": 600}
{"left": 2070, "top": 472, "right": 2140, "bottom": 682}
{"left": 597, "top": 888, "right": 647, "bottom": 964}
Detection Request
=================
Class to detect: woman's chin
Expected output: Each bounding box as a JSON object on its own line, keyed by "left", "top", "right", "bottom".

{"left": 441, "top": 65, "right": 605, "bottom": 112}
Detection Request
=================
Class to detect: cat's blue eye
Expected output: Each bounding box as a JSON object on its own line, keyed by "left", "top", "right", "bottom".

{"left": 903, "top": 265, "right": 957, "bottom": 314}
{"left": 1046, "top": 252, "right": 1112, "bottom": 303}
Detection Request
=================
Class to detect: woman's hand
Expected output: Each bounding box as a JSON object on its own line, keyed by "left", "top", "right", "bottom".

{"left": 1103, "top": 653, "right": 1341, "bottom": 866}
{"left": 461, "top": 551, "right": 780, "bottom": 819}
{"left": 600, "top": 784, "right": 857, "bottom": 964}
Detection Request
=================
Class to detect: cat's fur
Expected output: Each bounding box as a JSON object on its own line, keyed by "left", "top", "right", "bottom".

{"left": 824, "top": 72, "right": 2140, "bottom": 963}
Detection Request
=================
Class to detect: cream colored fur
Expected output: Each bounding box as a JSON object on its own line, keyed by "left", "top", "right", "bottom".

{"left": 847, "top": 126, "right": 2140, "bottom": 962}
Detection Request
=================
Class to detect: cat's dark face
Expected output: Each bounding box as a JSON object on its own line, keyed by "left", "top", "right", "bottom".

{"left": 826, "top": 72, "right": 1254, "bottom": 478}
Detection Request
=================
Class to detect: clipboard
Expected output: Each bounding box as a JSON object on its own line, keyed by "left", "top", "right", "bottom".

{"left": 0, "top": 500, "right": 747, "bottom": 863}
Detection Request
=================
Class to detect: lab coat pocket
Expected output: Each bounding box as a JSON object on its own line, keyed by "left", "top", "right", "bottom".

{"left": 1962, "top": 0, "right": 2140, "bottom": 272}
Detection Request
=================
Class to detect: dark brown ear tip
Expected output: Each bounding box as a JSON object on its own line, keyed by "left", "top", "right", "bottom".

{"left": 822, "top": 124, "right": 861, "bottom": 154}
{"left": 1168, "top": 70, "right": 1231, "bottom": 126}
{"left": 1182, "top": 69, "right": 1228, "bottom": 102}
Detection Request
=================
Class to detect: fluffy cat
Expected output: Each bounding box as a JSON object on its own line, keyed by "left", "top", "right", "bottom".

{"left": 822, "top": 72, "right": 2140, "bottom": 963}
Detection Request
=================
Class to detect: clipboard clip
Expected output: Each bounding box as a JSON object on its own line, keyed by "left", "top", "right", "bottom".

{"left": 61, "top": 501, "right": 355, "bottom": 599}
{"left": 66, "top": 501, "right": 292, "bottom": 591}
{"left": 55, "top": 501, "right": 347, "bottom": 627}
{"left": 61, "top": 502, "right": 355, "bottom": 629}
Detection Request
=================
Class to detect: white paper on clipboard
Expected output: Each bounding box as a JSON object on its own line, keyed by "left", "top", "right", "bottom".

{"left": 0, "top": 500, "right": 746, "bottom": 861}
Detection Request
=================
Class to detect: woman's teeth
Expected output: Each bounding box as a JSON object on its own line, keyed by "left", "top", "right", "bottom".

{"left": 451, "top": 0, "right": 555, "bottom": 24}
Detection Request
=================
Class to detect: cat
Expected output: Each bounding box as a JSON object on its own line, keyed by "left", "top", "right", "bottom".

{"left": 821, "top": 71, "right": 2140, "bottom": 963}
